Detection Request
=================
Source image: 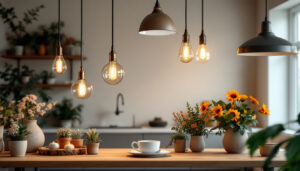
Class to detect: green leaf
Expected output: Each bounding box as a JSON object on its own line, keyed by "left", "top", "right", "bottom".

{"left": 284, "top": 135, "right": 300, "bottom": 168}
{"left": 246, "top": 124, "right": 285, "bottom": 156}
{"left": 297, "top": 113, "right": 300, "bottom": 125}
{"left": 263, "top": 140, "right": 287, "bottom": 170}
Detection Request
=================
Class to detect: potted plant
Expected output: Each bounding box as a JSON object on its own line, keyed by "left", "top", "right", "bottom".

{"left": 86, "top": 129, "right": 101, "bottom": 155}
{"left": 51, "top": 98, "right": 83, "bottom": 128}
{"left": 21, "top": 66, "right": 34, "bottom": 84}
{"left": 57, "top": 127, "right": 72, "bottom": 149}
{"left": 210, "top": 90, "right": 269, "bottom": 153}
{"left": 17, "top": 94, "right": 57, "bottom": 152}
{"left": 168, "top": 112, "right": 188, "bottom": 153}
{"left": 38, "top": 70, "right": 56, "bottom": 84}
{"left": 71, "top": 129, "right": 84, "bottom": 148}
{"left": 7, "top": 121, "right": 30, "bottom": 157}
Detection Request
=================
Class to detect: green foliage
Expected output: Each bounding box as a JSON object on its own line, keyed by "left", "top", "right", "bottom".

{"left": 86, "top": 129, "right": 100, "bottom": 143}
{"left": 7, "top": 123, "right": 30, "bottom": 141}
{"left": 246, "top": 114, "right": 300, "bottom": 170}
{"left": 38, "top": 70, "right": 55, "bottom": 84}
{"left": 51, "top": 98, "right": 83, "bottom": 123}
{"left": 167, "top": 131, "right": 187, "bottom": 147}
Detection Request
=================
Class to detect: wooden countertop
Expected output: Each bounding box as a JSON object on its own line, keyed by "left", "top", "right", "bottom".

{"left": 0, "top": 148, "right": 286, "bottom": 168}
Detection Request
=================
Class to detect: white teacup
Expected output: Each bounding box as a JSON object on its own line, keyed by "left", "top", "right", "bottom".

{"left": 131, "top": 140, "right": 160, "bottom": 153}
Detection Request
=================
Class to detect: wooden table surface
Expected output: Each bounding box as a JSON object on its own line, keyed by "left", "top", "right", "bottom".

{"left": 0, "top": 148, "right": 286, "bottom": 168}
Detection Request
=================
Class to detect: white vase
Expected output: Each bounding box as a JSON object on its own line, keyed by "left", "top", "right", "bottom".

{"left": 24, "top": 120, "right": 45, "bottom": 153}
{"left": 15, "top": 45, "right": 24, "bottom": 55}
{"left": 60, "top": 120, "right": 72, "bottom": 128}
{"left": 86, "top": 143, "right": 100, "bottom": 155}
{"left": 190, "top": 136, "right": 205, "bottom": 152}
{"left": 223, "top": 128, "right": 248, "bottom": 153}
{"left": 0, "top": 125, "right": 4, "bottom": 152}
{"left": 9, "top": 140, "right": 27, "bottom": 157}
{"left": 47, "top": 78, "right": 56, "bottom": 84}
{"left": 21, "top": 75, "right": 32, "bottom": 84}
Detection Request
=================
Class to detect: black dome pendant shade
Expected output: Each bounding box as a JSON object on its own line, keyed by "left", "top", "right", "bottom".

{"left": 237, "top": 0, "right": 297, "bottom": 56}
{"left": 139, "top": 0, "right": 176, "bottom": 36}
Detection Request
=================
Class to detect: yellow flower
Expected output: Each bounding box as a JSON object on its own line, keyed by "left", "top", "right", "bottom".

{"left": 249, "top": 96, "right": 259, "bottom": 105}
{"left": 200, "top": 101, "right": 210, "bottom": 113}
{"left": 239, "top": 94, "right": 248, "bottom": 101}
{"left": 258, "top": 104, "right": 270, "bottom": 115}
{"left": 226, "top": 90, "right": 240, "bottom": 103}
{"left": 212, "top": 105, "right": 223, "bottom": 117}
{"left": 228, "top": 109, "right": 240, "bottom": 121}
{"left": 243, "top": 110, "right": 247, "bottom": 114}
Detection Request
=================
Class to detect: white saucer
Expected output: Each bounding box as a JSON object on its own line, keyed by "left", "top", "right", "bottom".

{"left": 128, "top": 150, "right": 171, "bottom": 157}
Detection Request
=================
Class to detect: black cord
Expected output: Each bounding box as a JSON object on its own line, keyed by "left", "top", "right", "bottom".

{"left": 265, "top": 0, "right": 268, "bottom": 20}
{"left": 185, "top": 0, "right": 187, "bottom": 30}
{"left": 201, "top": 0, "right": 204, "bottom": 31}
{"left": 80, "top": 0, "right": 83, "bottom": 67}
{"left": 58, "top": 0, "right": 61, "bottom": 45}
{"left": 111, "top": 0, "right": 114, "bottom": 50}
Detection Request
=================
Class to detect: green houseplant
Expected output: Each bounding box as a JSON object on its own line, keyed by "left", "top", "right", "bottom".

{"left": 71, "top": 129, "right": 84, "bottom": 148}
{"left": 86, "top": 129, "right": 100, "bottom": 155}
{"left": 169, "top": 112, "right": 188, "bottom": 153}
{"left": 7, "top": 121, "right": 30, "bottom": 157}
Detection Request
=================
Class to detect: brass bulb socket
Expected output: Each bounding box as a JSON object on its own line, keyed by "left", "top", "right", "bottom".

{"left": 199, "top": 31, "right": 206, "bottom": 45}
{"left": 78, "top": 67, "right": 85, "bottom": 80}
{"left": 182, "top": 30, "right": 189, "bottom": 43}
{"left": 56, "top": 44, "right": 63, "bottom": 56}
{"left": 109, "top": 49, "right": 117, "bottom": 62}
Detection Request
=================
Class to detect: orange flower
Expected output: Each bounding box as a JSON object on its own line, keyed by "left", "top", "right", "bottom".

{"left": 200, "top": 101, "right": 210, "bottom": 113}
{"left": 187, "top": 110, "right": 190, "bottom": 114}
{"left": 239, "top": 94, "right": 248, "bottom": 101}
{"left": 182, "top": 121, "right": 186, "bottom": 126}
{"left": 212, "top": 105, "right": 223, "bottom": 117}
{"left": 228, "top": 109, "right": 240, "bottom": 121}
{"left": 243, "top": 110, "right": 247, "bottom": 114}
{"left": 226, "top": 90, "right": 240, "bottom": 103}
{"left": 249, "top": 96, "right": 259, "bottom": 105}
{"left": 236, "top": 121, "right": 241, "bottom": 125}
{"left": 231, "top": 104, "right": 235, "bottom": 109}
{"left": 191, "top": 123, "right": 197, "bottom": 128}
{"left": 252, "top": 115, "right": 256, "bottom": 119}
{"left": 180, "top": 110, "right": 183, "bottom": 114}
{"left": 258, "top": 104, "right": 270, "bottom": 115}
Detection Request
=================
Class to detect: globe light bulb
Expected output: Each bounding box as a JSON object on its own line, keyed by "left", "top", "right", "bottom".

{"left": 71, "top": 68, "right": 93, "bottom": 99}
{"left": 196, "top": 44, "right": 210, "bottom": 63}
{"left": 179, "top": 32, "right": 194, "bottom": 63}
{"left": 52, "top": 45, "right": 67, "bottom": 74}
{"left": 102, "top": 51, "right": 124, "bottom": 85}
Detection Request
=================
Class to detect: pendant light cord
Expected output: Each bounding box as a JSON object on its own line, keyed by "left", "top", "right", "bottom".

{"left": 201, "top": 0, "right": 204, "bottom": 32}
{"left": 111, "top": 0, "right": 114, "bottom": 51}
{"left": 185, "top": 0, "right": 187, "bottom": 30}
{"left": 58, "top": 0, "right": 61, "bottom": 45}
{"left": 265, "top": 0, "right": 268, "bottom": 21}
{"left": 80, "top": 0, "right": 83, "bottom": 68}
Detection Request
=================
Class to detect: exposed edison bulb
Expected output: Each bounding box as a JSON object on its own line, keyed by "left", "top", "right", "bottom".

{"left": 102, "top": 50, "right": 125, "bottom": 85}
{"left": 196, "top": 44, "right": 210, "bottom": 63}
{"left": 52, "top": 45, "right": 67, "bottom": 74}
{"left": 179, "top": 31, "right": 194, "bottom": 63}
{"left": 71, "top": 68, "right": 93, "bottom": 99}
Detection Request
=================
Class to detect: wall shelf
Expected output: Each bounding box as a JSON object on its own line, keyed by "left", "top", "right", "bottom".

{"left": 0, "top": 84, "right": 72, "bottom": 88}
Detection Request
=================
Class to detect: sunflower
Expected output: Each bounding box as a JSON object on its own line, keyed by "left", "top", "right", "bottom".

{"left": 249, "top": 96, "right": 259, "bottom": 105}
{"left": 239, "top": 94, "right": 248, "bottom": 101}
{"left": 200, "top": 101, "right": 210, "bottom": 113}
{"left": 258, "top": 104, "right": 270, "bottom": 115}
{"left": 212, "top": 105, "right": 223, "bottom": 117}
{"left": 228, "top": 109, "right": 240, "bottom": 121}
{"left": 226, "top": 90, "right": 240, "bottom": 102}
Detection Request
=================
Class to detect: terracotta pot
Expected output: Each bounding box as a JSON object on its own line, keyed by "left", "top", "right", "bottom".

{"left": 174, "top": 139, "right": 186, "bottom": 153}
{"left": 259, "top": 143, "right": 276, "bottom": 156}
{"left": 86, "top": 143, "right": 100, "bottom": 155}
{"left": 71, "top": 139, "right": 84, "bottom": 148}
{"left": 24, "top": 120, "right": 45, "bottom": 153}
{"left": 223, "top": 128, "right": 248, "bottom": 154}
{"left": 57, "top": 138, "right": 72, "bottom": 149}
{"left": 190, "top": 136, "right": 205, "bottom": 153}
{"left": 9, "top": 140, "right": 27, "bottom": 157}
{"left": 38, "top": 44, "right": 47, "bottom": 56}
{"left": 0, "top": 125, "right": 4, "bottom": 152}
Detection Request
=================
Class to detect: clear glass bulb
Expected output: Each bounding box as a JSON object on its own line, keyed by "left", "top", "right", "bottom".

{"left": 102, "top": 61, "right": 124, "bottom": 85}
{"left": 71, "top": 79, "right": 93, "bottom": 99}
{"left": 52, "top": 55, "right": 67, "bottom": 74}
{"left": 179, "top": 42, "right": 194, "bottom": 63}
{"left": 196, "top": 44, "right": 210, "bottom": 63}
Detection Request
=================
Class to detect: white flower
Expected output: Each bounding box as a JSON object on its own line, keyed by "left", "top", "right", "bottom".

{"left": 8, "top": 122, "right": 19, "bottom": 136}
{"left": 40, "top": 110, "right": 46, "bottom": 116}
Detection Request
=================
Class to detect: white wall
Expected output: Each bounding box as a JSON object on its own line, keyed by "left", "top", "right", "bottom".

{"left": 0, "top": 0, "right": 257, "bottom": 128}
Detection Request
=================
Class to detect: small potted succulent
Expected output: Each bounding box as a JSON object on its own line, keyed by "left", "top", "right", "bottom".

{"left": 57, "top": 127, "right": 72, "bottom": 149}
{"left": 71, "top": 129, "right": 84, "bottom": 148}
{"left": 168, "top": 131, "right": 187, "bottom": 153}
{"left": 7, "top": 121, "right": 30, "bottom": 157}
{"left": 86, "top": 129, "right": 100, "bottom": 155}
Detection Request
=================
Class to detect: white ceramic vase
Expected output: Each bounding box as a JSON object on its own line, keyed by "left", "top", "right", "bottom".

{"left": 86, "top": 143, "right": 100, "bottom": 155}
{"left": 190, "top": 136, "right": 205, "bottom": 153}
{"left": 24, "top": 120, "right": 45, "bottom": 153}
{"left": 15, "top": 45, "right": 24, "bottom": 55}
{"left": 0, "top": 125, "right": 4, "bottom": 152}
{"left": 60, "top": 120, "right": 72, "bottom": 128}
{"left": 9, "top": 140, "right": 27, "bottom": 157}
{"left": 223, "top": 128, "right": 248, "bottom": 154}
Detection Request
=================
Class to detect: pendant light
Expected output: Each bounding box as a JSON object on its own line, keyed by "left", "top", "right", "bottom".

{"left": 196, "top": 0, "right": 210, "bottom": 63}
{"left": 102, "top": 0, "right": 125, "bottom": 85}
{"left": 52, "top": 0, "right": 67, "bottom": 74}
{"left": 139, "top": 0, "right": 176, "bottom": 36}
{"left": 179, "top": 0, "right": 194, "bottom": 63}
{"left": 71, "top": 0, "right": 93, "bottom": 99}
{"left": 237, "top": 0, "right": 297, "bottom": 56}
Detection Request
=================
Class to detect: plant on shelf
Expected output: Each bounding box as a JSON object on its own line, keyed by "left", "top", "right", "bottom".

{"left": 64, "top": 37, "right": 81, "bottom": 55}
{"left": 71, "top": 129, "right": 84, "bottom": 148}
{"left": 21, "top": 65, "right": 34, "bottom": 84}
{"left": 50, "top": 98, "right": 83, "bottom": 128}
{"left": 57, "top": 127, "right": 72, "bottom": 149}
{"left": 38, "top": 70, "right": 55, "bottom": 84}
{"left": 86, "top": 129, "right": 101, "bottom": 155}
{"left": 210, "top": 90, "right": 269, "bottom": 153}
{"left": 247, "top": 113, "right": 300, "bottom": 170}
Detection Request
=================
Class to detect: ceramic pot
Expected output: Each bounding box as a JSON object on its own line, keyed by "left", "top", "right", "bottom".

{"left": 174, "top": 139, "right": 186, "bottom": 153}
{"left": 60, "top": 120, "right": 72, "bottom": 128}
{"left": 38, "top": 44, "right": 47, "bottom": 56}
{"left": 15, "top": 45, "right": 24, "bottom": 55}
{"left": 71, "top": 139, "right": 84, "bottom": 148}
{"left": 57, "top": 138, "right": 72, "bottom": 149}
{"left": 259, "top": 143, "right": 276, "bottom": 156}
{"left": 223, "top": 129, "right": 248, "bottom": 154}
{"left": 190, "top": 136, "right": 205, "bottom": 153}
{"left": 0, "top": 125, "right": 4, "bottom": 152}
{"left": 24, "top": 120, "right": 45, "bottom": 153}
{"left": 21, "top": 75, "right": 32, "bottom": 84}
{"left": 9, "top": 140, "right": 27, "bottom": 157}
{"left": 86, "top": 143, "right": 99, "bottom": 155}
{"left": 47, "top": 78, "right": 56, "bottom": 84}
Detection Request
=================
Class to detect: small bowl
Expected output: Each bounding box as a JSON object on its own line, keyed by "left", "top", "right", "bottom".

{"left": 259, "top": 143, "right": 276, "bottom": 156}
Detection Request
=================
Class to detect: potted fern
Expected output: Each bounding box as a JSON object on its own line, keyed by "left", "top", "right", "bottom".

{"left": 86, "top": 129, "right": 100, "bottom": 155}
{"left": 71, "top": 129, "right": 83, "bottom": 148}
{"left": 56, "top": 127, "right": 72, "bottom": 149}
